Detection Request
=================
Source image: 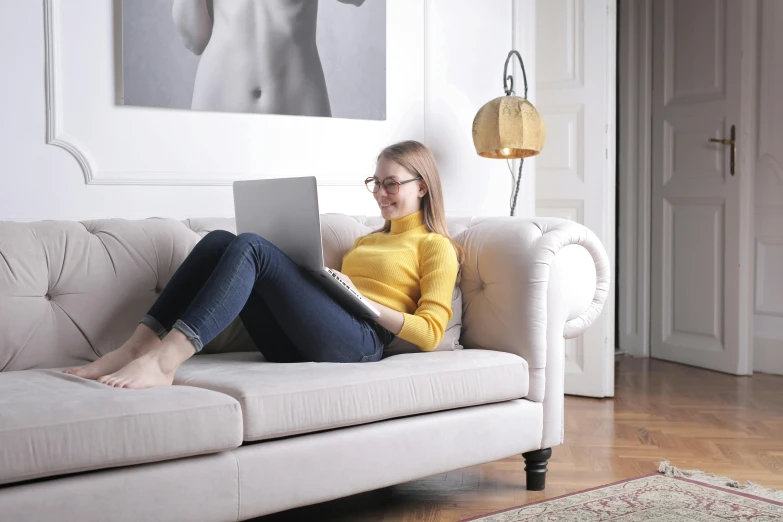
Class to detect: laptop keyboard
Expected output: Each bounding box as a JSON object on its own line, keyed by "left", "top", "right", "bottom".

{"left": 328, "top": 269, "right": 363, "bottom": 300}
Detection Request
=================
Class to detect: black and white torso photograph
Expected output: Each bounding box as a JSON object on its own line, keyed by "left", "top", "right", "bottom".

{"left": 121, "top": 0, "right": 386, "bottom": 119}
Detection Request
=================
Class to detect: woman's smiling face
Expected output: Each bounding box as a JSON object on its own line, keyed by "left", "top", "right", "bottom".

{"left": 372, "top": 157, "right": 427, "bottom": 220}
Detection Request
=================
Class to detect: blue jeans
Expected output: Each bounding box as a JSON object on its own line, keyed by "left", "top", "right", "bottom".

{"left": 140, "top": 230, "right": 394, "bottom": 363}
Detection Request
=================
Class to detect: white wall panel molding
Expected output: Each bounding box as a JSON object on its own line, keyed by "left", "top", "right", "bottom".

{"left": 536, "top": 105, "right": 584, "bottom": 182}
{"left": 537, "top": 0, "right": 584, "bottom": 90}
{"left": 44, "top": 0, "right": 424, "bottom": 187}
{"left": 536, "top": 199, "right": 584, "bottom": 224}
{"left": 44, "top": 0, "right": 94, "bottom": 183}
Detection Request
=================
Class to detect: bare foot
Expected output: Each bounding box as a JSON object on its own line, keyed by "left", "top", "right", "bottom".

{"left": 63, "top": 324, "right": 162, "bottom": 380}
{"left": 97, "top": 353, "right": 175, "bottom": 389}
{"left": 97, "top": 329, "right": 196, "bottom": 389}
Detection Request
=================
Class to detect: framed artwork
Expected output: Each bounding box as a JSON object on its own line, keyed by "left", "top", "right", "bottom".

{"left": 120, "top": 0, "right": 386, "bottom": 120}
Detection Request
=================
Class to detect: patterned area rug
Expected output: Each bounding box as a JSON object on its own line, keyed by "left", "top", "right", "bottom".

{"left": 462, "top": 462, "right": 783, "bottom": 521}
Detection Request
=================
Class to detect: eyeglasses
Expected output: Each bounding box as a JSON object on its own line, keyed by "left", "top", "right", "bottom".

{"left": 365, "top": 176, "right": 423, "bottom": 194}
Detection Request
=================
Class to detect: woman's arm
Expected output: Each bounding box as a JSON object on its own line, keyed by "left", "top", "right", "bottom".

{"left": 330, "top": 270, "right": 404, "bottom": 334}
{"left": 364, "top": 298, "right": 404, "bottom": 335}
{"left": 393, "top": 236, "right": 459, "bottom": 351}
{"left": 172, "top": 0, "right": 213, "bottom": 56}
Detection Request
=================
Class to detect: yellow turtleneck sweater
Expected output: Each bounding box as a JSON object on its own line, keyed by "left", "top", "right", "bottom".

{"left": 340, "top": 211, "right": 459, "bottom": 351}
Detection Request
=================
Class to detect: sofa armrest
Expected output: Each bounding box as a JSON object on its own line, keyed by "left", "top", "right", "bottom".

{"left": 456, "top": 217, "right": 610, "bottom": 446}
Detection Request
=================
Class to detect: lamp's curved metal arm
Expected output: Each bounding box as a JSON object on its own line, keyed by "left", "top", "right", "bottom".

{"left": 503, "top": 50, "right": 529, "bottom": 99}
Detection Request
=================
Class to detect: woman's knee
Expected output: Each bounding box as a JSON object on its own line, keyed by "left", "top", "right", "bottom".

{"left": 234, "top": 232, "right": 271, "bottom": 250}
{"left": 197, "top": 229, "right": 236, "bottom": 251}
{"left": 231, "top": 233, "right": 281, "bottom": 271}
{"left": 203, "top": 229, "right": 236, "bottom": 244}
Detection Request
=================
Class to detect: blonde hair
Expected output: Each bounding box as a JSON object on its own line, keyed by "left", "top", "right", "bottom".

{"left": 372, "top": 140, "right": 464, "bottom": 279}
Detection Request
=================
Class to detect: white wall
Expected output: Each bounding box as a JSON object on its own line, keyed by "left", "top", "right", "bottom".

{"left": 754, "top": 0, "right": 783, "bottom": 375}
{"left": 0, "top": 0, "right": 525, "bottom": 222}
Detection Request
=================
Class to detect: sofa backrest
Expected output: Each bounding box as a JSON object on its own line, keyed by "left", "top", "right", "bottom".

{"left": 0, "top": 215, "right": 480, "bottom": 371}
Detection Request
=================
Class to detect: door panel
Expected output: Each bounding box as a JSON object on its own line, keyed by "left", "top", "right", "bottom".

{"left": 536, "top": 0, "right": 616, "bottom": 396}
{"left": 651, "top": 0, "right": 750, "bottom": 374}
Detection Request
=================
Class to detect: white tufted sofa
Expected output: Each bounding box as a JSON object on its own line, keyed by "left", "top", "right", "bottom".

{"left": 0, "top": 214, "right": 609, "bottom": 521}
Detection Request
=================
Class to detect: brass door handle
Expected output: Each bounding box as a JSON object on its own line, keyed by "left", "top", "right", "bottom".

{"left": 708, "top": 125, "right": 736, "bottom": 176}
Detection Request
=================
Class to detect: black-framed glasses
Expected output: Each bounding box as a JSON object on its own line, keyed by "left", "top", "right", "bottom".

{"left": 365, "top": 176, "right": 423, "bottom": 194}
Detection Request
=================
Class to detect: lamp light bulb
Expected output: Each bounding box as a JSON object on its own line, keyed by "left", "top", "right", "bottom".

{"left": 501, "top": 148, "right": 511, "bottom": 156}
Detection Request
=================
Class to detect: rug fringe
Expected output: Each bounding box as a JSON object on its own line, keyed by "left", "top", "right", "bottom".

{"left": 659, "top": 460, "right": 783, "bottom": 502}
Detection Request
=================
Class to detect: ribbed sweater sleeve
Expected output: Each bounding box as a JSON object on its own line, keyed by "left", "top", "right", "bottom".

{"left": 396, "top": 235, "right": 459, "bottom": 350}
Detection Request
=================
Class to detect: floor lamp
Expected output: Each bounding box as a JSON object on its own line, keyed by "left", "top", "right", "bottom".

{"left": 472, "top": 50, "right": 546, "bottom": 217}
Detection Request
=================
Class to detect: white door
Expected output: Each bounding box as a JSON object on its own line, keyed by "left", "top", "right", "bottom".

{"left": 650, "top": 0, "right": 754, "bottom": 374}
{"left": 536, "top": 0, "right": 616, "bottom": 397}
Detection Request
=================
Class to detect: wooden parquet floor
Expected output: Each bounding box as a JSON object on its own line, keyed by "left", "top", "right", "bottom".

{"left": 251, "top": 356, "right": 783, "bottom": 522}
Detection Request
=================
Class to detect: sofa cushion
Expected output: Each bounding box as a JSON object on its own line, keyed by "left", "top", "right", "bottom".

{"left": 174, "top": 349, "right": 528, "bottom": 442}
{"left": 0, "top": 369, "right": 243, "bottom": 486}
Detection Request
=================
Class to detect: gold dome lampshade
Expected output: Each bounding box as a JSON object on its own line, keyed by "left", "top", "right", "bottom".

{"left": 472, "top": 95, "right": 546, "bottom": 159}
{"left": 472, "top": 50, "right": 546, "bottom": 216}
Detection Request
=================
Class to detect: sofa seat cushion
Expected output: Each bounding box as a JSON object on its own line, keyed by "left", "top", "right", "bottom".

{"left": 0, "top": 369, "right": 243, "bottom": 486}
{"left": 174, "top": 349, "right": 528, "bottom": 442}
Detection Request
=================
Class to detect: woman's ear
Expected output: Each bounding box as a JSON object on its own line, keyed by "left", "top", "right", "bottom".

{"left": 418, "top": 182, "right": 428, "bottom": 198}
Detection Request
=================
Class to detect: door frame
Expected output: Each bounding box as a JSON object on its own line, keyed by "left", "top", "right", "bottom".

{"left": 618, "top": 0, "right": 652, "bottom": 358}
{"left": 617, "top": 0, "right": 757, "bottom": 373}
{"left": 603, "top": 0, "right": 617, "bottom": 396}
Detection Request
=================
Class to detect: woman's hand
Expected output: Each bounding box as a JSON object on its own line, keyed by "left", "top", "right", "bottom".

{"left": 332, "top": 270, "right": 405, "bottom": 334}
{"left": 331, "top": 270, "right": 360, "bottom": 294}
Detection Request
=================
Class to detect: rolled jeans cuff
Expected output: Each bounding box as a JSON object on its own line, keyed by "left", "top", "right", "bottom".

{"left": 172, "top": 319, "right": 204, "bottom": 353}
{"left": 140, "top": 315, "right": 167, "bottom": 340}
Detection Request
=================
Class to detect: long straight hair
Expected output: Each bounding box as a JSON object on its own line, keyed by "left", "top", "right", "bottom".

{"left": 372, "top": 141, "right": 464, "bottom": 279}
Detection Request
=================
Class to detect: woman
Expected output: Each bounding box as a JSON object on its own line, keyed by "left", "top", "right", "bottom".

{"left": 63, "top": 141, "right": 463, "bottom": 389}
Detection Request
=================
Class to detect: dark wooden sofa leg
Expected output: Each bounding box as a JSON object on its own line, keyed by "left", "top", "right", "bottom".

{"left": 522, "top": 448, "right": 552, "bottom": 491}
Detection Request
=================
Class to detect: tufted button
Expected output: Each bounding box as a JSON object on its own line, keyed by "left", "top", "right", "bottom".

{"left": 154, "top": 286, "right": 162, "bottom": 294}
{"left": 44, "top": 294, "right": 51, "bottom": 301}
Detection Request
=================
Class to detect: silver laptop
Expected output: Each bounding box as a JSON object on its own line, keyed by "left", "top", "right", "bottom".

{"left": 232, "top": 177, "right": 381, "bottom": 320}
